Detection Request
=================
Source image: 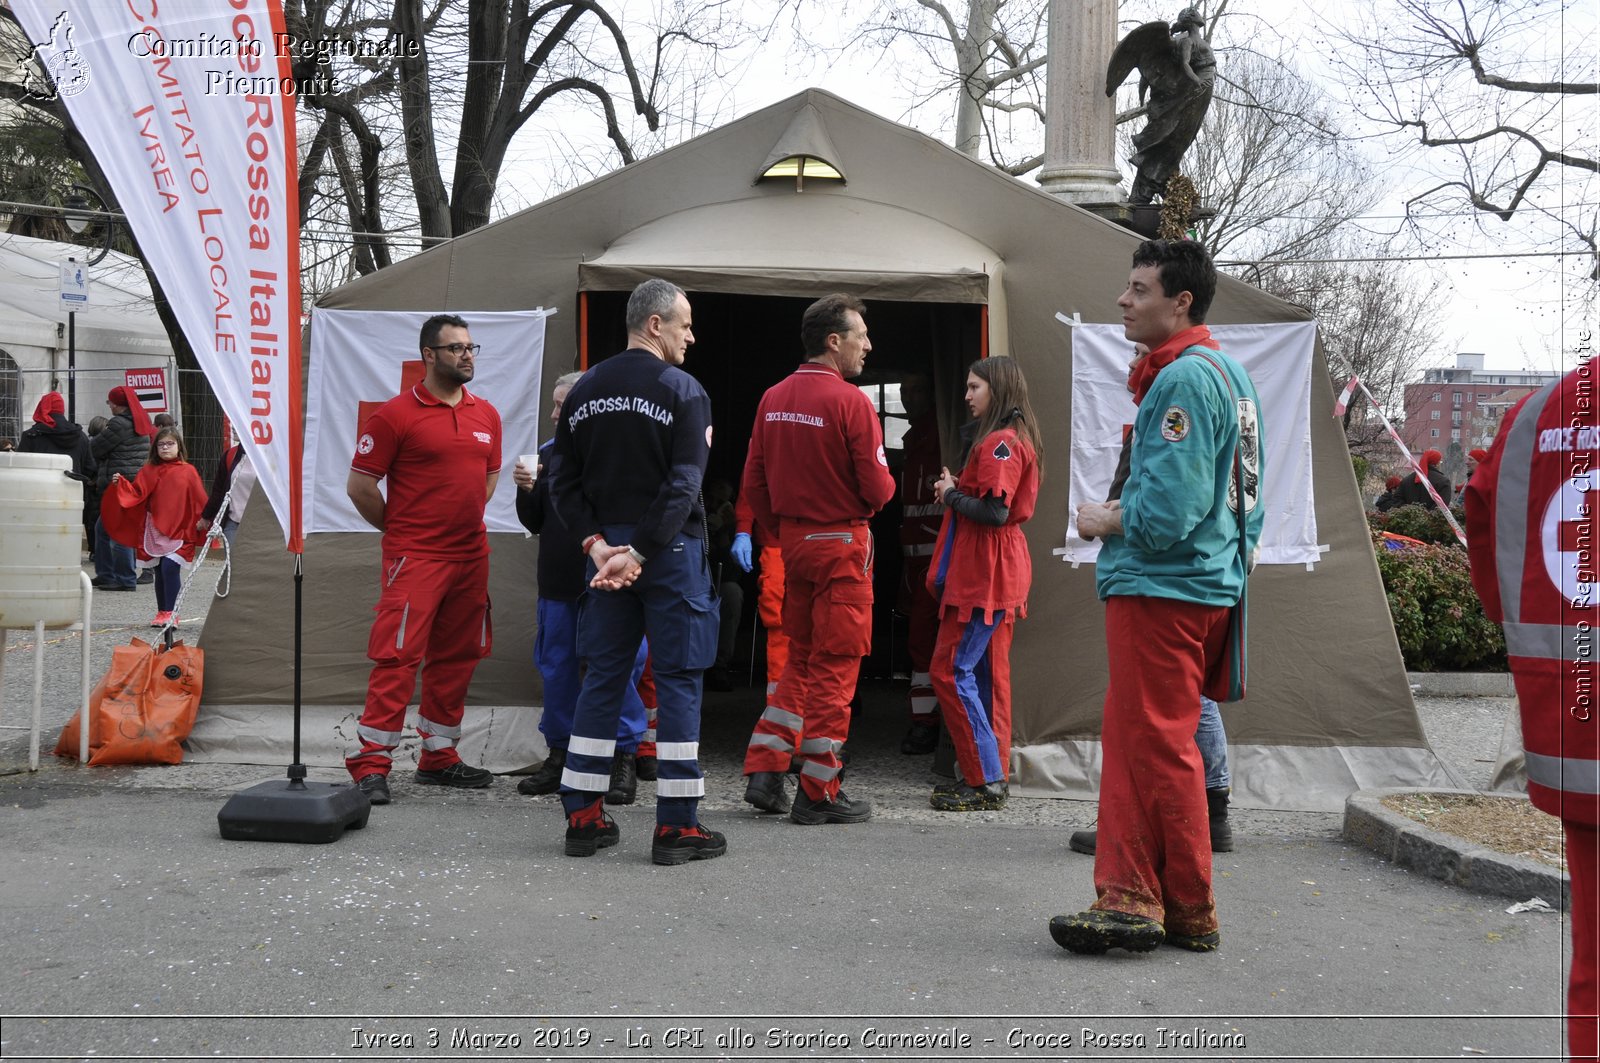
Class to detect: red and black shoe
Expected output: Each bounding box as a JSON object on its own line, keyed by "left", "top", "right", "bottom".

{"left": 564, "top": 798, "right": 620, "bottom": 857}
{"left": 651, "top": 823, "right": 727, "bottom": 866}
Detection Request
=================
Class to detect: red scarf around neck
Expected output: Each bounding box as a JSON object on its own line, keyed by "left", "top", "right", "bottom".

{"left": 1128, "top": 324, "right": 1219, "bottom": 406}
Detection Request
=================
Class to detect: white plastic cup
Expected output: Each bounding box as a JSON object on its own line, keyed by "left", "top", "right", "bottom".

{"left": 518, "top": 454, "right": 539, "bottom": 481}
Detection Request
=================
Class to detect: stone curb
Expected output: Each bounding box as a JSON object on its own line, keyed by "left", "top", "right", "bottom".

{"left": 1344, "top": 787, "right": 1569, "bottom": 908}
{"left": 1406, "top": 671, "right": 1515, "bottom": 697}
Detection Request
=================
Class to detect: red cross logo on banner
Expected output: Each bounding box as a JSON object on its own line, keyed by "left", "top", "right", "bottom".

{"left": 356, "top": 360, "right": 425, "bottom": 448}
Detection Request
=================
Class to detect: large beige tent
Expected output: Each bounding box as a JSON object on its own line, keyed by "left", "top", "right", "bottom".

{"left": 193, "top": 89, "right": 1454, "bottom": 810}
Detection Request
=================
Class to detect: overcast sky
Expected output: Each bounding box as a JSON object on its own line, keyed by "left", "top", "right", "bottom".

{"left": 469, "top": 0, "right": 1596, "bottom": 374}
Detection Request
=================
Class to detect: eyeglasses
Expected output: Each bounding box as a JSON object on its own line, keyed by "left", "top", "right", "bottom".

{"left": 156, "top": 441, "right": 179, "bottom": 449}
{"left": 427, "top": 343, "right": 481, "bottom": 356}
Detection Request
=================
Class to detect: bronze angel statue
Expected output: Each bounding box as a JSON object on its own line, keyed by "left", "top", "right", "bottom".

{"left": 1105, "top": 7, "right": 1215, "bottom": 206}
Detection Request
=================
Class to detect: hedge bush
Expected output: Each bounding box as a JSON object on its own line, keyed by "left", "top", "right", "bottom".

{"left": 1370, "top": 531, "right": 1506, "bottom": 671}
{"left": 1369, "top": 503, "right": 1467, "bottom": 545}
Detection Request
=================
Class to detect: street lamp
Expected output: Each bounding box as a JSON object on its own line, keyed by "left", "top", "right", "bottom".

{"left": 60, "top": 183, "right": 114, "bottom": 265}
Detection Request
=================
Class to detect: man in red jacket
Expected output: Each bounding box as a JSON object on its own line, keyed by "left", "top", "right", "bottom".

{"left": 739, "top": 293, "right": 897, "bottom": 823}
{"left": 1466, "top": 368, "right": 1599, "bottom": 1062}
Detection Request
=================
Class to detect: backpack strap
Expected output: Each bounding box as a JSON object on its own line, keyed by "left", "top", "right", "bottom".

{"left": 1185, "top": 350, "right": 1248, "bottom": 570}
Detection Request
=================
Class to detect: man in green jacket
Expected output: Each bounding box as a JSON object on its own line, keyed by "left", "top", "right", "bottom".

{"left": 1051, "top": 239, "right": 1264, "bottom": 956}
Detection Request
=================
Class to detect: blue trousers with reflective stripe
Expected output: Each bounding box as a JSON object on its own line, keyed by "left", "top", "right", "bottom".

{"left": 534, "top": 596, "right": 647, "bottom": 751}
{"left": 561, "top": 527, "right": 717, "bottom": 827}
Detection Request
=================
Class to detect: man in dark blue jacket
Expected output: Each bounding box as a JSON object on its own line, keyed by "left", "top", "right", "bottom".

{"left": 551, "top": 278, "right": 723, "bottom": 867}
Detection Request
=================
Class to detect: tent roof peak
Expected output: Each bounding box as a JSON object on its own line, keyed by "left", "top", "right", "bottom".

{"left": 757, "top": 100, "right": 846, "bottom": 186}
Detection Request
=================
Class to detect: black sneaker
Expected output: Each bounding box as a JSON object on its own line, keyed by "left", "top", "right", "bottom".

{"left": 517, "top": 748, "right": 565, "bottom": 796}
{"left": 789, "top": 787, "right": 872, "bottom": 825}
{"left": 564, "top": 801, "right": 620, "bottom": 857}
{"left": 743, "top": 771, "right": 790, "bottom": 814}
{"left": 413, "top": 762, "right": 493, "bottom": 788}
{"left": 605, "top": 752, "right": 638, "bottom": 805}
{"left": 1048, "top": 910, "right": 1165, "bottom": 954}
{"left": 635, "top": 754, "right": 658, "bottom": 781}
{"left": 1165, "top": 928, "right": 1222, "bottom": 952}
{"left": 900, "top": 721, "right": 939, "bottom": 755}
{"left": 929, "top": 781, "right": 1008, "bottom": 811}
{"left": 137, "top": 569, "right": 155, "bottom": 585}
{"left": 356, "top": 773, "right": 391, "bottom": 805}
{"left": 651, "top": 823, "right": 727, "bottom": 865}
{"left": 1068, "top": 829, "right": 1097, "bottom": 855}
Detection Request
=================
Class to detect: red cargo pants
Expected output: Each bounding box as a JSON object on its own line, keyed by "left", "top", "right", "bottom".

{"left": 1093, "top": 594, "right": 1227, "bottom": 937}
{"left": 743, "top": 521, "right": 873, "bottom": 801}
{"left": 345, "top": 554, "right": 491, "bottom": 779}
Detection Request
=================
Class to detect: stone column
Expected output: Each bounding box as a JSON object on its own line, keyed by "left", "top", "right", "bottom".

{"left": 1037, "top": 0, "right": 1124, "bottom": 204}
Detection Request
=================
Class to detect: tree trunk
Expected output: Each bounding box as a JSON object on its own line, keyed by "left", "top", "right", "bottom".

{"left": 951, "top": 0, "right": 998, "bottom": 158}
{"left": 395, "top": 0, "right": 452, "bottom": 244}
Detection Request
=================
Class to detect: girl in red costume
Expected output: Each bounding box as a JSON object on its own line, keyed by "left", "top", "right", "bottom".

{"left": 102, "top": 427, "right": 207, "bottom": 628}
{"left": 926, "top": 357, "right": 1043, "bottom": 811}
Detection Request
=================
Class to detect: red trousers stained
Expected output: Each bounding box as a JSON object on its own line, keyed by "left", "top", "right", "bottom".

{"left": 1094, "top": 595, "right": 1228, "bottom": 936}
{"left": 743, "top": 522, "right": 873, "bottom": 800}
{"left": 1568, "top": 821, "right": 1599, "bottom": 1062}
{"left": 756, "top": 543, "right": 789, "bottom": 694}
{"left": 346, "top": 554, "right": 492, "bottom": 779}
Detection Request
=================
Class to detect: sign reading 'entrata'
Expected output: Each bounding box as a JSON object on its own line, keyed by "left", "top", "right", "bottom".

{"left": 125, "top": 368, "right": 168, "bottom": 414}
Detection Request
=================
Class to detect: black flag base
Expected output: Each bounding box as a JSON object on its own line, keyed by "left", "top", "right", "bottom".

{"left": 218, "top": 764, "right": 369, "bottom": 844}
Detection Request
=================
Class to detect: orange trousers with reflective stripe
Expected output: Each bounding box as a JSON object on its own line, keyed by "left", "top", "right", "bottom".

{"left": 743, "top": 524, "right": 872, "bottom": 800}
{"left": 756, "top": 543, "right": 789, "bottom": 688}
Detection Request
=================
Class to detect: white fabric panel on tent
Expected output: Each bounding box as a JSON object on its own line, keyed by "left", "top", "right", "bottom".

{"left": 1063, "top": 321, "right": 1323, "bottom": 567}
{"left": 303, "top": 309, "right": 550, "bottom": 534}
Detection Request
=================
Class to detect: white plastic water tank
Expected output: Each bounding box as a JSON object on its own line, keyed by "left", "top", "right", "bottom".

{"left": 0, "top": 452, "right": 83, "bottom": 628}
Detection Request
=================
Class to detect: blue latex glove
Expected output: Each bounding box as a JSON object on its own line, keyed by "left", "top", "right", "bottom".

{"left": 730, "top": 532, "right": 753, "bottom": 573}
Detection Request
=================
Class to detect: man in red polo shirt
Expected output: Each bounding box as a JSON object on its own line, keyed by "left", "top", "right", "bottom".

{"left": 343, "top": 313, "right": 503, "bottom": 805}
{"left": 739, "top": 293, "right": 897, "bottom": 824}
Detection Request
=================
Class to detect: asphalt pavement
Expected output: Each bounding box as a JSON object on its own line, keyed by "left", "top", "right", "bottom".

{"left": 0, "top": 559, "right": 1572, "bottom": 1062}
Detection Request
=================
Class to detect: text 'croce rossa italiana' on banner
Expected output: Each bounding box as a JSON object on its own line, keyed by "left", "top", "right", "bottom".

{"left": 12, "top": 1, "right": 305, "bottom": 551}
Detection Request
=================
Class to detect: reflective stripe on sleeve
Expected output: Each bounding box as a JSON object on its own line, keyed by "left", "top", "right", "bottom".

{"left": 1527, "top": 750, "right": 1600, "bottom": 795}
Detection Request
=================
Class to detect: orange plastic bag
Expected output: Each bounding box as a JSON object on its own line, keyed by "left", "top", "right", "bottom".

{"left": 56, "top": 637, "right": 204, "bottom": 765}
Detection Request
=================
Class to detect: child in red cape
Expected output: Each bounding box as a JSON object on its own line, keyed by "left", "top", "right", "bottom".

{"left": 102, "top": 426, "right": 207, "bottom": 628}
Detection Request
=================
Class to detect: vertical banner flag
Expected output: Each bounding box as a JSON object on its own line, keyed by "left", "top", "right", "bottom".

{"left": 12, "top": 2, "right": 304, "bottom": 551}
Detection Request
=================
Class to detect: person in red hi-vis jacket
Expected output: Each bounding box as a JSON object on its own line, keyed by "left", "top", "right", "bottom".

{"left": 924, "top": 357, "right": 1041, "bottom": 811}
{"left": 1465, "top": 370, "right": 1600, "bottom": 1063}
{"left": 739, "top": 293, "right": 896, "bottom": 824}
